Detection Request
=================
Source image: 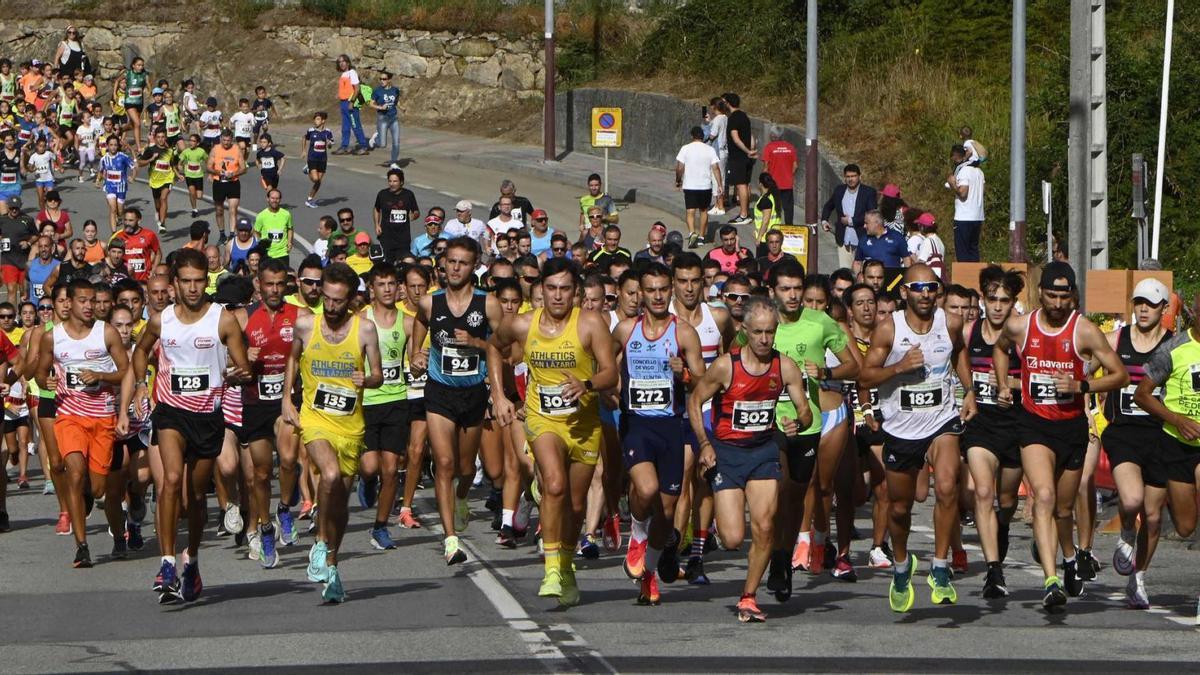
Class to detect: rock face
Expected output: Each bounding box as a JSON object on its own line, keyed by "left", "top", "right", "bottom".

{"left": 0, "top": 20, "right": 546, "bottom": 122}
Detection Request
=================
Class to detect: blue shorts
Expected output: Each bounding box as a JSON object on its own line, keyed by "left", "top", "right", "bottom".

{"left": 599, "top": 401, "right": 617, "bottom": 428}
{"left": 620, "top": 415, "right": 685, "bottom": 495}
{"left": 707, "top": 437, "right": 781, "bottom": 492}
{"left": 35, "top": 179, "right": 54, "bottom": 190}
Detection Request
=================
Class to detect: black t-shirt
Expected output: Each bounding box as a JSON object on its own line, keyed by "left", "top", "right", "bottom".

{"left": 374, "top": 187, "right": 419, "bottom": 249}
{"left": 726, "top": 110, "right": 751, "bottom": 159}
{"left": 251, "top": 98, "right": 273, "bottom": 124}
{"left": 0, "top": 215, "right": 37, "bottom": 270}
{"left": 59, "top": 260, "right": 95, "bottom": 285}
{"left": 256, "top": 148, "right": 284, "bottom": 178}
{"left": 488, "top": 195, "right": 535, "bottom": 225}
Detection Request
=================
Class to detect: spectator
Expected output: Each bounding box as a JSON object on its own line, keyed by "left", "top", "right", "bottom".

{"left": 333, "top": 54, "right": 369, "bottom": 155}
{"left": 947, "top": 144, "right": 985, "bottom": 262}
{"left": 578, "top": 173, "right": 618, "bottom": 230}
{"left": 588, "top": 224, "right": 631, "bottom": 272}
{"left": 911, "top": 212, "right": 946, "bottom": 278}
{"left": 755, "top": 228, "right": 796, "bottom": 282}
{"left": 761, "top": 125, "right": 797, "bottom": 225}
{"left": 960, "top": 126, "right": 988, "bottom": 166}
{"left": 52, "top": 26, "right": 89, "bottom": 79}
{"left": 369, "top": 71, "right": 400, "bottom": 168}
{"left": 675, "top": 125, "right": 721, "bottom": 249}
{"left": 527, "top": 208, "right": 554, "bottom": 257}
{"left": 705, "top": 224, "right": 753, "bottom": 274}
{"left": 634, "top": 222, "right": 667, "bottom": 266}
{"left": 879, "top": 183, "right": 907, "bottom": 233}
{"left": 489, "top": 179, "right": 535, "bottom": 225}
{"left": 751, "top": 172, "right": 782, "bottom": 255}
{"left": 411, "top": 211, "right": 442, "bottom": 257}
{"left": 704, "top": 96, "right": 730, "bottom": 216}
{"left": 854, "top": 209, "right": 910, "bottom": 276}
{"left": 821, "top": 163, "right": 878, "bottom": 270}
{"left": 722, "top": 92, "right": 756, "bottom": 226}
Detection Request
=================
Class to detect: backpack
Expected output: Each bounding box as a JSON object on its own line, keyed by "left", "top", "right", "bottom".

{"left": 353, "top": 83, "right": 372, "bottom": 109}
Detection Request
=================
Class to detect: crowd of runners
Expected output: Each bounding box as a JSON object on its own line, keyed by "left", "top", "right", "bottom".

{"left": 2, "top": 42, "right": 1200, "bottom": 625}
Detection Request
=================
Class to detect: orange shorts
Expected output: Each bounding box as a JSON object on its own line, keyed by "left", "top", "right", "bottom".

{"left": 55, "top": 414, "right": 116, "bottom": 475}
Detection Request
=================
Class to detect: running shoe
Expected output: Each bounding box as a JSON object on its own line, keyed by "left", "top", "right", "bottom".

{"left": 515, "top": 492, "right": 533, "bottom": 531}
{"left": 181, "top": 560, "right": 202, "bottom": 601}
{"left": 1125, "top": 572, "right": 1149, "bottom": 610}
{"left": 982, "top": 565, "right": 1009, "bottom": 599}
{"left": 0, "top": 510, "right": 8, "bottom": 532}
{"left": 111, "top": 536, "right": 128, "bottom": 560}
{"left": 927, "top": 565, "right": 957, "bottom": 605}
{"left": 298, "top": 500, "right": 315, "bottom": 520}
{"left": 191, "top": 208, "right": 198, "bottom": 217}
{"left": 129, "top": 492, "right": 147, "bottom": 524}
{"left": 637, "top": 572, "right": 661, "bottom": 606}
{"left": 17, "top": 474, "right": 28, "bottom": 489}
{"left": 658, "top": 530, "right": 681, "bottom": 583}
{"left": 454, "top": 496, "right": 470, "bottom": 533}
{"left": 1063, "top": 558, "right": 1084, "bottom": 597}
{"left": 485, "top": 487, "right": 501, "bottom": 514}
{"left": 396, "top": 508, "right": 421, "bottom": 529}
{"left": 1042, "top": 575, "right": 1067, "bottom": 610}
{"left": 831, "top": 554, "right": 858, "bottom": 582}
{"left": 304, "top": 199, "right": 318, "bottom": 209}
{"left": 491, "top": 511, "right": 502, "bottom": 531}
{"left": 706, "top": 206, "right": 725, "bottom": 216}
{"left": 276, "top": 507, "right": 298, "bottom": 546}
{"left": 869, "top": 545, "right": 893, "bottom": 569}
{"left": 260, "top": 524, "right": 279, "bottom": 568}
{"left": 389, "top": 162, "right": 401, "bottom": 170}
{"left": 960, "top": 510, "right": 976, "bottom": 528}
{"left": 602, "top": 514, "right": 621, "bottom": 552}
{"left": 559, "top": 569, "right": 580, "bottom": 607}
{"left": 736, "top": 595, "right": 766, "bottom": 623}
{"left": 307, "top": 541, "right": 330, "bottom": 582}
{"left": 444, "top": 535, "right": 467, "bottom": 565}
{"left": 307, "top": 507, "right": 319, "bottom": 534}
{"left": 361, "top": 476, "right": 381, "bottom": 509}
{"left": 223, "top": 504, "right": 243, "bottom": 536}
{"left": 55, "top": 511, "right": 71, "bottom": 536}
{"left": 1112, "top": 538, "right": 1135, "bottom": 576}
{"left": 248, "top": 531, "right": 262, "bottom": 561}
{"left": 156, "top": 560, "right": 181, "bottom": 603}
{"left": 126, "top": 516, "right": 144, "bottom": 550}
{"left": 767, "top": 550, "right": 787, "bottom": 594}
{"left": 889, "top": 554, "right": 917, "bottom": 613}
{"left": 728, "top": 215, "right": 752, "bottom": 226}
{"left": 73, "top": 543, "right": 92, "bottom": 568}
{"left": 684, "top": 556, "right": 710, "bottom": 585}
{"left": 322, "top": 565, "right": 346, "bottom": 603}
{"left": 623, "top": 538, "right": 646, "bottom": 579}
{"left": 497, "top": 524, "right": 518, "bottom": 548}
{"left": 824, "top": 539, "right": 836, "bottom": 569}
{"left": 539, "top": 568, "right": 563, "bottom": 598}
{"left": 369, "top": 524, "right": 396, "bottom": 550}
{"left": 686, "top": 233, "right": 699, "bottom": 249}
{"left": 808, "top": 541, "right": 827, "bottom": 575}
{"left": 792, "top": 536, "right": 810, "bottom": 571}
{"left": 1077, "top": 548, "right": 1099, "bottom": 580}
{"left": 951, "top": 548, "right": 968, "bottom": 575}
{"left": 42, "top": 480, "right": 55, "bottom": 495}
{"left": 578, "top": 534, "right": 600, "bottom": 559}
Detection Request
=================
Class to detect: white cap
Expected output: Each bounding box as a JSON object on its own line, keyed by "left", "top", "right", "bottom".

{"left": 454, "top": 199, "right": 473, "bottom": 212}
{"left": 1132, "top": 278, "right": 1169, "bottom": 305}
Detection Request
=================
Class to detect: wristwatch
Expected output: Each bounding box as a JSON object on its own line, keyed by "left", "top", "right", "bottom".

{"left": 583, "top": 379, "right": 594, "bottom": 392}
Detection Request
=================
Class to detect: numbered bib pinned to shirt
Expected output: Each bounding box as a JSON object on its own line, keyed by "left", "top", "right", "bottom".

{"left": 440, "top": 346, "right": 479, "bottom": 377}
{"left": 313, "top": 383, "right": 356, "bottom": 415}
{"left": 170, "top": 366, "right": 211, "bottom": 396}
{"left": 627, "top": 378, "right": 671, "bottom": 411}
{"left": 257, "top": 372, "right": 285, "bottom": 401}
{"left": 899, "top": 382, "right": 943, "bottom": 411}
{"left": 1028, "top": 373, "right": 1071, "bottom": 405}
{"left": 731, "top": 400, "right": 775, "bottom": 432}
{"left": 537, "top": 383, "right": 578, "bottom": 416}
{"left": 381, "top": 359, "right": 403, "bottom": 386}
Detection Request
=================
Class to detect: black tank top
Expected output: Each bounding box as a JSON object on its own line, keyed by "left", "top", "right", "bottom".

{"left": 428, "top": 289, "right": 490, "bottom": 387}
{"left": 967, "top": 319, "right": 1021, "bottom": 410}
{"left": 1105, "top": 325, "right": 1171, "bottom": 427}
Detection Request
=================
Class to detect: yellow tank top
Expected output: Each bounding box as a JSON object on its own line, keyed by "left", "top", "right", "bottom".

{"left": 398, "top": 303, "right": 430, "bottom": 349}
{"left": 300, "top": 314, "right": 364, "bottom": 437}
{"left": 524, "top": 308, "right": 597, "bottom": 420}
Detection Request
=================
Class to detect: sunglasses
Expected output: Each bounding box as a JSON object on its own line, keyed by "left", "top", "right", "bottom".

{"left": 339, "top": 217, "right": 354, "bottom": 223}
{"left": 588, "top": 214, "right": 603, "bottom": 219}
{"left": 724, "top": 293, "right": 749, "bottom": 302}
{"left": 38, "top": 305, "right": 53, "bottom": 311}
{"left": 551, "top": 246, "right": 567, "bottom": 253}
{"left": 905, "top": 281, "right": 941, "bottom": 294}
{"left": 0, "top": 314, "right": 14, "bottom": 319}
{"left": 522, "top": 275, "right": 541, "bottom": 284}
{"left": 534, "top": 217, "right": 548, "bottom": 222}
{"left": 300, "top": 277, "right": 322, "bottom": 286}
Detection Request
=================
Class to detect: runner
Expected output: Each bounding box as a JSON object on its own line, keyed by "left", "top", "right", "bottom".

{"left": 493, "top": 256, "right": 618, "bottom": 606}
{"left": 357, "top": 263, "right": 410, "bottom": 551}
{"left": 690, "top": 294, "right": 811, "bottom": 622}
{"left": 25, "top": 286, "right": 71, "bottom": 533}
{"left": 959, "top": 265, "right": 1026, "bottom": 599}
{"left": 207, "top": 130, "right": 246, "bottom": 242}
{"left": 992, "top": 261, "right": 1127, "bottom": 610}
{"left": 254, "top": 133, "right": 284, "bottom": 193}
{"left": 373, "top": 168, "right": 419, "bottom": 264}
{"left": 0, "top": 315, "right": 18, "bottom": 532}
{"left": 396, "top": 263, "right": 431, "bottom": 530}
{"left": 111, "top": 207, "right": 159, "bottom": 283}
{"left": 119, "top": 57, "right": 149, "bottom": 151}
{"left": 178, "top": 134, "right": 207, "bottom": 218}
{"left": 282, "top": 262, "right": 382, "bottom": 603}
{"left": 303, "top": 112, "right": 333, "bottom": 209}
{"left": 136, "top": 128, "right": 177, "bottom": 232}
{"left": 1102, "top": 279, "right": 1171, "bottom": 608}
{"left": 613, "top": 261, "right": 705, "bottom": 604}
{"left": 409, "top": 236, "right": 505, "bottom": 565}
{"left": 34, "top": 278, "right": 128, "bottom": 567}
{"left": 128, "top": 248, "right": 251, "bottom": 602}
{"left": 253, "top": 188, "right": 292, "bottom": 262}
{"left": 0, "top": 131, "right": 21, "bottom": 210}
{"left": 860, "top": 264, "right": 975, "bottom": 612}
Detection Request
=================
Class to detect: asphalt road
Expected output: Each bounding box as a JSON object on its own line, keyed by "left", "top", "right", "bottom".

{"left": 3, "top": 130, "right": 1200, "bottom": 673}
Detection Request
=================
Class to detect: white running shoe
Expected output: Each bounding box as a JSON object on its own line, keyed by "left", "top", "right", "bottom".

{"left": 369, "top": 132, "right": 379, "bottom": 149}
{"left": 707, "top": 206, "right": 725, "bottom": 216}
{"left": 223, "top": 504, "right": 244, "bottom": 536}
{"left": 247, "top": 531, "right": 262, "bottom": 561}
{"left": 869, "top": 545, "right": 893, "bottom": 569}
{"left": 1112, "top": 538, "right": 1135, "bottom": 576}
{"left": 1126, "top": 571, "right": 1150, "bottom": 609}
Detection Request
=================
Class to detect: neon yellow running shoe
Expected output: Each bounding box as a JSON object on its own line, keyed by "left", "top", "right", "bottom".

{"left": 927, "top": 564, "right": 958, "bottom": 605}
{"left": 538, "top": 568, "right": 563, "bottom": 598}
{"left": 559, "top": 569, "right": 580, "bottom": 607}
{"left": 889, "top": 553, "right": 917, "bottom": 613}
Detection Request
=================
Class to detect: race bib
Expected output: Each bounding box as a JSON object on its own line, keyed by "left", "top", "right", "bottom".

{"left": 537, "top": 383, "right": 578, "bottom": 417}
{"left": 381, "top": 359, "right": 403, "bottom": 386}
{"left": 65, "top": 365, "right": 100, "bottom": 391}
{"left": 128, "top": 87, "right": 142, "bottom": 98}
{"left": 105, "top": 170, "right": 122, "bottom": 183}
{"left": 1028, "top": 373, "right": 1070, "bottom": 405}
{"left": 166, "top": 122, "right": 180, "bottom": 135}
{"left": 628, "top": 377, "right": 671, "bottom": 411}
{"left": 32, "top": 286, "right": 44, "bottom": 299}
{"left": 313, "top": 383, "right": 356, "bottom": 415}
{"left": 404, "top": 369, "right": 427, "bottom": 398}
{"left": 259, "top": 157, "right": 275, "bottom": 170}
{"left": 269, "top": 230, "right": 284, "bottom": 242}
{"left": 153, "top": 160, "right": 171, "bottom": 172}
{"left": 440, "top": 346, "right": 479, "bottom": 377}
{"left": 1191, "top": 364, "right": 1200, "bottom": 392}
{"left": 0, "top": 172, "right": 15, "bottom": 184}
{"left": 129, "top": 258, "right": 145, "bottom": 273}
{"left": 0, "top": 238, "right": 10, "bottom": 253}
{"left": 731, "top": 399, "right": 775, "bottom": 432}
{"left": 1119, "top": 383, "right": 1158, "bottom": 416}
{"left": 186, "top": 163, "right": 201, "bottom": 173}
{"left": 899, "top": 382, "right": 943, "bottom": 411}
{"left": 389, "top": 210, "right": 406, "bottom": 224}
{"left": 257, "top": 372, "right": 285, "bottom": 401}
{"left": 972, "top": 371, "right": 997, "bottom": 405}
{"left": 170, "top": 366, "right": 210, "bottom": 396}
{"left": 313, "top": 141, "right": 326, "bottom": 153}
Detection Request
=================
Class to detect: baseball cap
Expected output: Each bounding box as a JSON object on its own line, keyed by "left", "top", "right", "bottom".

{"left": 881, "top": 183, "right": 901, "bottom": 198}
{"left": 354, "top": 232, "right": 370, "bottom": 245}
{"left": 1132, "top": 278, "right": 1169, "bottom": 305}
{"left": 424, "top": 214, "right": 442, "bottom": 225}
{"left": 235, "top": 217, "right": 252, "bottom": 231}
{"left": 151, "top": 87, "right": 163, "bottom": 95}
{"left": 1039, "top": 261, "right": 1077, "bottom": 291}
{"left": 530, "top": 208, "right": 548, "bottom": 220}
{"left": 6, "top": 196, "right": 20, "bottom": 209}
{"left": 915, "top": 212, "right": 936, "bottom": 227}
{"left": 455, "top": 199, "right": 473, "bottom": 212}
{"left": 83, "top": 74, "right": 94, "bottom": 81}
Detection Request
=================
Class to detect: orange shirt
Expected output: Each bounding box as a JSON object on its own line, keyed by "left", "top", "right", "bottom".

{"left": 209, "top": 144, "right": 244, "bottom": 182}
{"left": 337, "top": 70, "right": 358, "bottom": 101}
{"left": 77, "top": 82, "right": 97, "bottom": 100}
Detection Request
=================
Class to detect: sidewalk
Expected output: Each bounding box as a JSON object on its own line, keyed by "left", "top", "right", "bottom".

{"left": 401, "top": 126, "right": 840, "bottom": 273}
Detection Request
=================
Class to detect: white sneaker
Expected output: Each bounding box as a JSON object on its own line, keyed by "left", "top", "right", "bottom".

{"left": 869, "top": 545, "right": 893, "bottom": 569}
{"left": 1126, "top": 571, "right": 1150, "bottom": 609}
{"left": 1112, "top": 538, "right": 1135, "bottom": 576}
{"left": 389, "top": 162, "right": 401, "bottom": 170}
{"left": 223, "top": 504, "right": 244, "bottom": 536}
{"left": 707, "top": 206, "right": 725, "bottom": 216}
{"left": 369, "top": 132, "right": 379, "bottom": 149}
{"left": 247, "top": 531, "right": 262, "bottom": 561}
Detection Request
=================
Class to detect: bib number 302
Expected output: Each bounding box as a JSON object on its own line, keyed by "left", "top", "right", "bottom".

{"left": 731, "top": 400, "right": 775, "bottom": 432}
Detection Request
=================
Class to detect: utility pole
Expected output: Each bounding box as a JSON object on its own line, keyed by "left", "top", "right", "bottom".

{"left": 1089, "top": 0, "right": 1108, "bottom": 268}
{"left": 1009, "top": 0, "right": 1027, "bottom": 262}
{"left": 1068, "top": 0, "right": 1091, "bottom": 304}
{"left": 804, "top": 0, "right": 819, "bottom": 274}
{"left": 1151, "top": 0, "right": 1175, "bottom": 260}
{"left": 543, "top": 0, "right": 556, "bottom": 162}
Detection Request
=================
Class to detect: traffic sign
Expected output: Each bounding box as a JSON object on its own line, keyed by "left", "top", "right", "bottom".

{"left": 591, "top": 107, "right": 622, "bottom": 148}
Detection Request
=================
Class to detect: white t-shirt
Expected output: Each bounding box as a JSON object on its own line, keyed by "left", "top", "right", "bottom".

{"left": 486, "top": 216, "right": 522, "bottom": 252}
{"left": 229, "top": 112, "right": 255, "bottom": 139}
{"left": 906, "top": 233, "right": 924, "bottom": 258}
{"left": 444, "top": 217, "right": 487, "bottom": 242}
{"left": 182, "top": 91, "right": 199, "bottom": 115}
{"left": 200, "top": 110, "right": 222, "bottom": 139}
{"left": 915, "top": 233, "right": 945, "bottom": 263}
{"left": 953, "top": 164, "right": 985, "bottom": 221}
{"left": 29, "top": 151, "right": 55, "bottom": 181}
{"left": 676, "top": 141, "right": 720, "bottom": 191}
{"left": 706, "top": 114, "right": 728, "bottom": 156}
{"left": 964, "top": 139, "right": 983, "bottom": 163}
